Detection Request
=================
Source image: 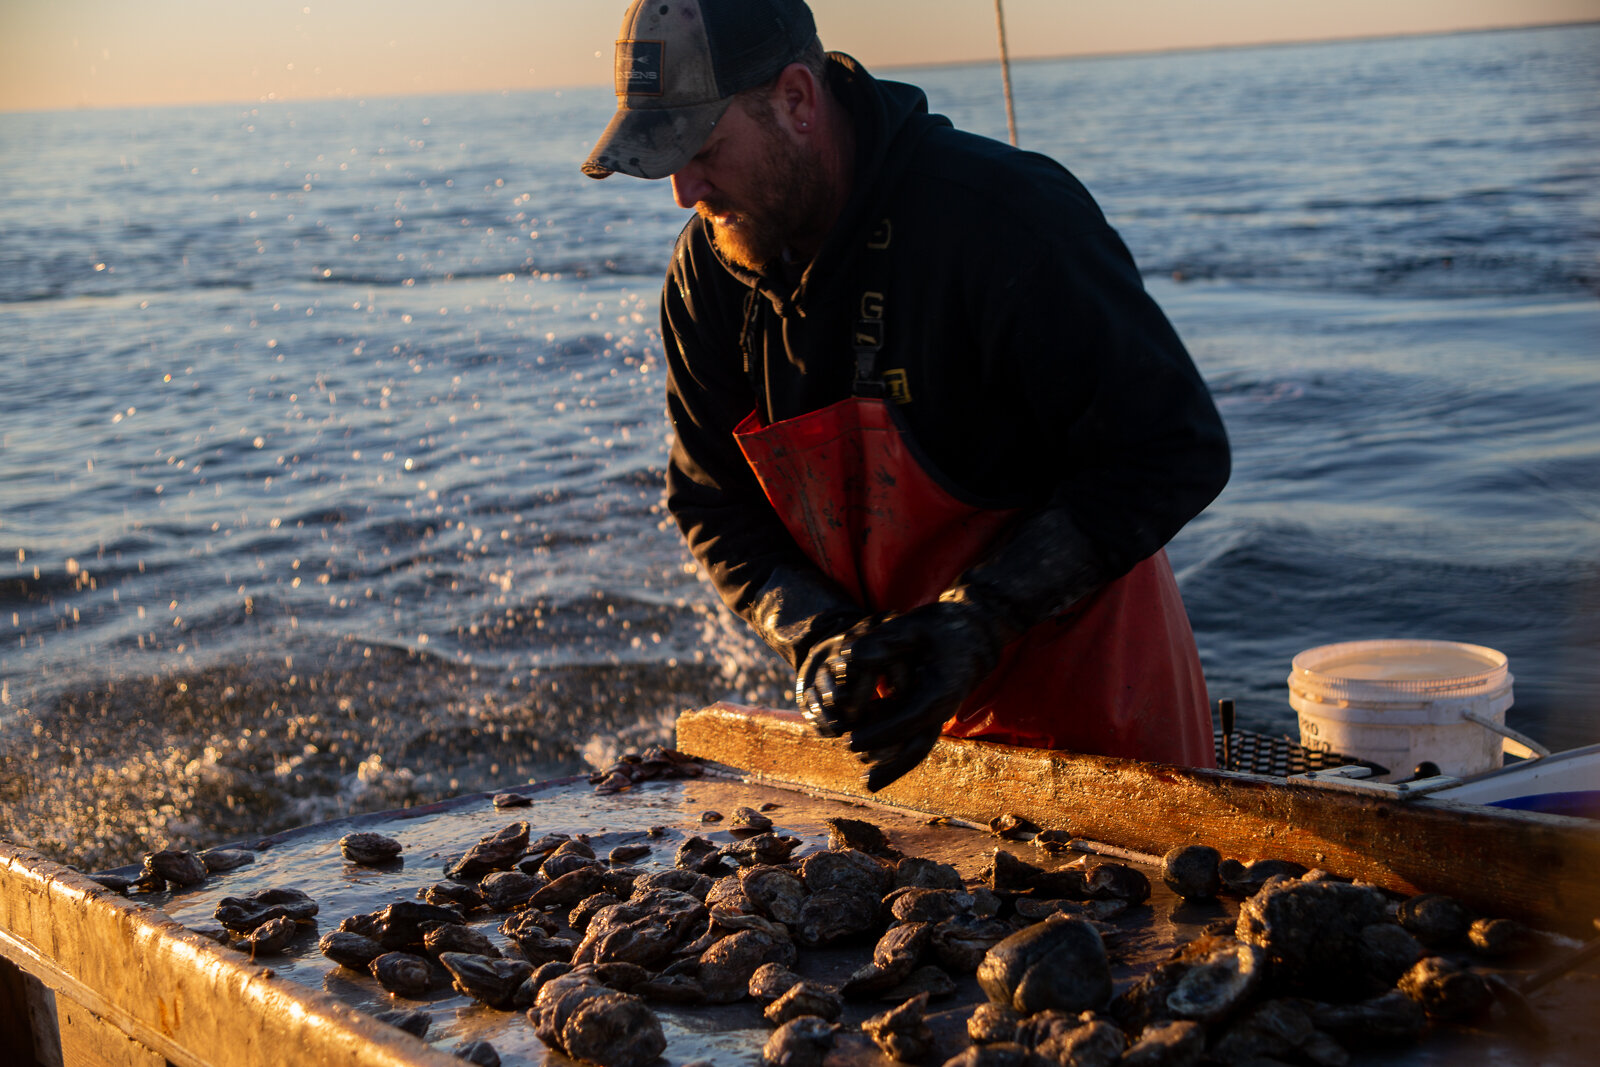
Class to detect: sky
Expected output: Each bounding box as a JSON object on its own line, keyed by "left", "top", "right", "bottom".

{"left": 2, "top": 0, "right": 1597, "bottom": 112}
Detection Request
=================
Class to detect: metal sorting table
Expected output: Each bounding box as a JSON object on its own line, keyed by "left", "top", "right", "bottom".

{"left": 94, "top": 768, "right": 1600, "bottom": 1066}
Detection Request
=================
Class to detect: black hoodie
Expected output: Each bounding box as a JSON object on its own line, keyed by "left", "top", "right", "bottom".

{"left": 660, "top": 55, "right": 1229, "bottom": 661}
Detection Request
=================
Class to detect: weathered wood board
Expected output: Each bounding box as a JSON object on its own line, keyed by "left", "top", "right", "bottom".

{"left": 675, "top": 703, "right": 1600, "bottom": 937}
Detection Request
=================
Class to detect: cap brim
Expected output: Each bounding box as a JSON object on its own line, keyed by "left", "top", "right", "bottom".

{"left": 582, "top": 96, "right": 733, "bottom": 180}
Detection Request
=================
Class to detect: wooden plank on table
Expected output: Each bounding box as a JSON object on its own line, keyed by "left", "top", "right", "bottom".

{"left": 0, "top": 842, "right": 464, "bottom": 1067}
{"left": 676, "top": 703, "right": 1600, "bottom": 937}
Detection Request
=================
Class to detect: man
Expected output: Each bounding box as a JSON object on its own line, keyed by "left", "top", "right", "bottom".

{"left": 584, "top": 0, "right": 1230, "bottom": 790}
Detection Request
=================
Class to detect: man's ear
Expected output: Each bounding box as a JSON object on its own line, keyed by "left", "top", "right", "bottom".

{"left": 774, "top": 62, "right": 821, "bottom": 133}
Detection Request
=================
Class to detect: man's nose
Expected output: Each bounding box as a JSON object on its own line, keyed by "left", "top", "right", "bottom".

{"left": 671, "top": 168, "right": 712, "bottom": 210}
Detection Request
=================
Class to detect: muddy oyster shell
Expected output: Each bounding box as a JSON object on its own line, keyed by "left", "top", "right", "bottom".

{"left": 422, "top": 880, "right": 484, "bottom": 914}
{"left": 237, "top": 914, "right": 297, "bottom": 955}
{"left": 370, "top": 951, "right": 433, "bottom": 998}
{"left": 340, "top": 831, "right": 402, "bottom": 866}
{"left": 968, "top": 1002, "right": 1022, "bottom": 1045}
{"left": 450, "top": 1039, "right": 501, "bottom": 1067}
{"left": 321, "top": 930, "right": 386, "bottom": 969}
{"left": 439, "top": 951, "right": 533, "bottom": 1008}
{"left": 1396, "top": 893, "right": 1472, "bottom": 948}
{"left": 532, "top": 970, "right": 667, "bottom": 1067}
{"left": 479, "top": 870, "right": 542, "bottom": 912}
{"left": 1398, "top": 956, "right": 1493, "bottom": 1022}
{"left": 530, "top": 866, "right": 609, "bottom": 910}
{"left": 215, "top": 887, "right": 319, "bottom": 932}
{"left": 765, "top": 981, "right": 844, "bottom": 1025}
{"left": 374, "top": 1007, "right": 431, "bottom": 1037}
{"left": 1120, "top": 1019, "right": 1205, "bottom": 1067}
{"left": 1218, "top": 857, "right": 1307, "bottom": 896}
{"left": 609, "top": 843, "right": 652, "bottom": 864}
{"left": 1210, "top": 998, "right": 1348, "bottom": 1066}
{"left": 842, "top": 921, "right": 933, "bottom": 997}
{"left": 422, "top": 922, "right": 500, "bottom": 959}
{"left": 699, "top": 928, "right": 796, "bottom": 1004}
{"left": 1468, "top": 916, "right": 1534, "bottom": 958}
{"left": 371, "top": 900, "right": 463, "bottom": 950}
{"left": 740, "top": 865, "right": 808, "bottom": 925}
{"left": 731, "top": 806, "right": 775, "bottom": 833}
{"left": 1307, "top": 989, "right": 1427, "bottom": 1047}
{"left": 749, "top": 961, "right": 804, "bottom": 1003}
{"left": 676, "top": 835, "right": 730, "bottom": 875}
{"left": 631, "top": 868, "right": 713, "bottom": 900}
{"left": 931, "top": 915, "right": 1014, "bottom": 974}
{"left": 761, "top": 1015, "right": 838, "bottom": 1067}
{"left": 800, "top": 848, "right": 894, "bottom": 897}
{"left": 143, "top": 849, "right": 209, "bottom": 889}
{"left": 796, "top": 886, "right": 881, "bottom": 947}
{"left": 1114, "top": 934, "right": 1265, "bottom": 1030}
{"left": 862, "top": 991, "right": 933, "bottom": 1062}
{"left": 1235, "top": 878, "right": 1389, "bottom": 997}
{"left": 720, "top": 832, "right": 803, "bottom": 867}
{"left": 1025, "top": 1013, "right": 1126, "bottom": 1066}
{"left": 978, "top": 916, "right": 1112, "bottom": 1016}
{"left": 448, "top": 822, "right": 530, "bottom": 880}
{"left": 826, "top": 817, "right": 900, "bottom": 858}
{"left": 198, "top": 848, "right": 255, "bottom": 873}
{"left": 1160, "top": 845, "right": 1221, "bottom": 901}
{"left": 894, "top": 855, "right": 964, "bottom": 890}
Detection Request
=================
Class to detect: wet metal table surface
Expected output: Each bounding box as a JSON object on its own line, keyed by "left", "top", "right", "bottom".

{"left": 133, "top": 770, "right": 1594, "bottom": 1067}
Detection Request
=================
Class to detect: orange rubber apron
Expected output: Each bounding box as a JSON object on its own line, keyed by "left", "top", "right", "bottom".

{"left": 734, "top": 396, "right": 1215, "bottom": 767}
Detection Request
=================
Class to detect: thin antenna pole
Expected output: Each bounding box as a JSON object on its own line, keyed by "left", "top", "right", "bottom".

{"left": 994, "top": 0, "right": 1018, "bottom": 146}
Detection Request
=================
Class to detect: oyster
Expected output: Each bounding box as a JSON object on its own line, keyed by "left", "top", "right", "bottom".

{"left": 1357, "top": 922, "right": 1423, "bottom": 991}
{"left": 529, "top": 866, "right": 609, "bottom": 910}
{"left": 1160, "top": 845, "right": 1221, "bottom": 901}
{"left": 1113, "top": 934, "right": 1264, "bottom": 1029}
{"left": 826, "top": 817, "right": 900, "bottom": 858}
{"left": 705, "top": 875, "right": 754, "bottom": 912}
{"left": 479, "top": 870, "right": 542, "bottom": 912}
{"left": 930, "top": 915, "right": 1014, "bottom": 974}
{"left": 990, "top": 813, "right": 1039, "bottom": 840}
{"left": 1218, "top": 857, "right": 1308, "bottom": 896}
{"left": 372, "top": 900, "right": 463, "bottom": 950}
{"left": 370, "top": 951, "right": 433, "bottom": 998}
{"left": 795, "top": 886, "right": 881, "bottom": 948}
{"left": 493, "top": 792, "right": 531, "bottom": 808}
{"left": 1021, "top": 1013, "right": 1125, "bottom": 1067}
{"left": 373, "top": 1007, "right": 431, "bottom": 1038}
{"left": 842, "top": 921, "right": 933, "bottom": 997}
{"left": 422, "top": 922, "right": 500, "bottom": 959}
{"left": 609, "top": 843, "right": 652, "bottom": 864}
{"left": 720, "top": 832, "right": 803, "bottom": 867}
{"left": 450, "top": 1039, "right": 501, "bottom": 1067}
{"left": 940, "top": 1044, "right": 1046, "bottom": 1067}
{"left": 1031, "top": 829, "right": 1075, "bottom": 855}
{"left": 531, "top": 970, "right": 667, "bottom": 1067}
{"left": 447, "top": 822, "right": 530, "bottom": 880}
{"left": 700, "top": 810, "right": 724, "bottom": 823}
{"left": 749, "top": 961, "right": 804, "bottom": 1003}
{"left": 699, "top": 928, "right": 796, "bottom": 1004}
{"left": 569, "top": 892, "right": 624, "bottom": 933}
{"left": 1397, "top": 956, "right": 1493, "bottom": 1022}
{"left": 761, "top": 1015, "right": 837, "bottom": 1067}
{"left": 215, "top": 887, "right": 319, "bottom": 932}
{"left": 1120, "top": 1020, "right": 1205, "bottom": 1067}
{"left": 321, "top": 930, "right": 385, "bottom": 970}
{"left": 888, "top": 886, "right": 971, "bottom": 924}
{"left": 1468, "top": 916, "right": 1533, "bottom": 958}
{"left": 1209, "top": 999, "right": 1327, "bottom": 1064}
{"left": 765, "top": 981, "right": 844, "bottom": 1025}
{"left": 439, "top": 952, "right": 533, "bottom": 1008}
{"left": 675, "top": 835, "right": 730, "bottom": 875}
{"left": 1235, "top": 878, "right": 1389, "bottom": 998}
{"left": 143, "top": 849, "right": 208, "bottom": 889}
{"left": 422, "top": 880, "right": 483, "bottom": 914}
{"left": 740, "top": 865, "right": 808, "bottom": 925}
{"left": 862, "top": 992, "right": 933, "bottom": 1062}
{"left": 730, "top": 806, "right": 775, "bottom": 833}
{"left": 631, "top": 869, "right": 713, "bottom": 900}
{"left": 800, "top": 848, "right": 895, "bottom": 896}
{"left": 1396, "top": 893, "right": 1472, "bottom": 948}
{"left": 340, "top": 832, "right": 402, "bottom": 866}
{"left": 967, "top": 1002, "right": 1022, "bottom": 1044}
{"left": 1307, "top": 989, "right": 1427, "bottom": 1047}
{"left": 238, "top": 915, "right": 297, "bottom": 955}
{"left": 1082, "top": 861, "right": 1151, "bottom": 904}
{"left": 977, "top": 916, "right": 1111, "bottom": 1016}
{"left": 198, "top": 848, "right": 255, "bottom": 873}
{"left": 894, "top": 856, "right": 964, "bottom": 890}
{"left": 543, "top": 845, "right": 601, "bottom": 880}
{"left": 883, "top": 964, "right": 957, "bottom": 1001}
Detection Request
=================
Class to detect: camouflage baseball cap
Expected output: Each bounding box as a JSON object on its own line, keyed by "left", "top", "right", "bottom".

{"left": 582, "top": 0, "right": 819, "bottom": 180}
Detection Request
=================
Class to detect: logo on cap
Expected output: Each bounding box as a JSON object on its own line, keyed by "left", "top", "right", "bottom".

{"left": 616, "top": 40, "right": 665, "bottom": 97}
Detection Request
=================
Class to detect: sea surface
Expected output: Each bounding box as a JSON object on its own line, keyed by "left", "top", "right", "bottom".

{"left": 3, "top": 24, "right": 1597, "bottom": 869}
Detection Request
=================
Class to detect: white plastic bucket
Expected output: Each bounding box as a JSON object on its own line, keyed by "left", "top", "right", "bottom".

{"left": 1287, "top": 639, "right": 1514, "bottom": 780}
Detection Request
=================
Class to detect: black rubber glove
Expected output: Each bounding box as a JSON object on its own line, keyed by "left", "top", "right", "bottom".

{"left": 818, "top": 508, "right": 1112, "bottom": 791}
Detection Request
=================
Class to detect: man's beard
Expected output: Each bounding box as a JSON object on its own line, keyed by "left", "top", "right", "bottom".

{"left": 700, "top": 123, "right": 828, "bottom": 273}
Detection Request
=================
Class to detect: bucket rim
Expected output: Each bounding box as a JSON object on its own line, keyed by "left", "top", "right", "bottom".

{"left": 1289, "top": 638, "right": 1510, "bottom": 699}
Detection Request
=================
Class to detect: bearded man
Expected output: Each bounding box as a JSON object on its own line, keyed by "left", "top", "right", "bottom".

{"left": 583, "top": 0, "right": 1231, "bottom": 790}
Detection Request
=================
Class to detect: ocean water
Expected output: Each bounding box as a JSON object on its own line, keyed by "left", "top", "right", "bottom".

{"left": 2, "top": 25, "right": 1597, "bottom": 869}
